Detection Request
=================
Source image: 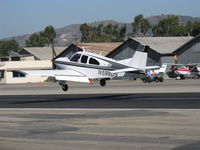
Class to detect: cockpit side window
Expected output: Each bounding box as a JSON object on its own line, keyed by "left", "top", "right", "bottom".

{"left": 89, "top": 57, "right": 100, "bottom": 65}
{"left": 81, "top": 55, "right": 88, "bottom": 63}
{"left": 70, "top": 54, "right": 81, "bottom": 62}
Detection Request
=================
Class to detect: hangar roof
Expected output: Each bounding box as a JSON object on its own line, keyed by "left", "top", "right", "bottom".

{"left": 131, "top": 36, "right": 193, "bottom": 54}
{"left": 76, "top": 43, "right": 122, "bottom": 56}
{"left": 19, "top": 47, "right": 67, "bottom": 60}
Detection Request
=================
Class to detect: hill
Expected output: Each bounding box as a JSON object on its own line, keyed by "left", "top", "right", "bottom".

{"left": 1, "top": 15, "right": 200, "bottom": 47}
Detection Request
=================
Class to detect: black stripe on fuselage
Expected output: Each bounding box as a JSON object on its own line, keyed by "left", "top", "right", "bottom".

{"left": 55, "top": 61, "right": 116, "bottom": 70}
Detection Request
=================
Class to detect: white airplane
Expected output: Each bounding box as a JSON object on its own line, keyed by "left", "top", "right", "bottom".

{"left": 153, "top": 63, "right": 168, "bottom": 75}
{"left": 18, "top": 50, "right": 159, "bottom": 91}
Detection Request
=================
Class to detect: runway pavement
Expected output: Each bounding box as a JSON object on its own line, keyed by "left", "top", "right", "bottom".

{"left": 0, "top": 109, "right": 200, "bottom": 150}
{"left": 0, "top": 79, "right": 200, "bottom": 150}
{"left": 0, "top": 79, "right": 200, "bottom": 95}
{"left": 0, "top": 79, "right": 200, "bottom": 108}
{"left": 0, "top": 93, "right": 200, "bottom": 108}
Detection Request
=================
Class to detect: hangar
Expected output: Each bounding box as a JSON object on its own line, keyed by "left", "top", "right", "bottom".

{"left": 172, "top": 34, "right": 200, "bottom": 64}
{"left": 18, "top": 47, "right": 67, "bottom": 60}
{"left": 56, "top": 43, "right": 121, "bottom": 58}
{"left": 106, "top": 37, "right": 193, "bottom": 66}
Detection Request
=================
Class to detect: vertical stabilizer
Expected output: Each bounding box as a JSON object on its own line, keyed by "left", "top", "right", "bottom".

{"left": 128, "top": 51, "right": 147, "bottom": 71}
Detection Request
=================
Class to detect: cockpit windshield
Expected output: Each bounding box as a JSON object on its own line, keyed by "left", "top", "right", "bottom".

{"left": 70, "top": 54, "right": 81, "bottom": 62}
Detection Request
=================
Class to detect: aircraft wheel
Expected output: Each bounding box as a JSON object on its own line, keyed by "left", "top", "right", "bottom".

{"left": 100, "top": 79, "right": 106, "bottom": 86}
{"left": 154, "top": 77, "right": 160, "bottom": 82}
{"left": 146, "top": 77, "right": 151, "bottom": 83}
{"left": 159, "top": 77, "right": 164, "bottom": 82}
{"left": 194, "top": 74, "right": 200, "bottom": 79}
{"left": 62, "top": 84, "right": 68, "bottom": 91}
{"left": 180, "top": 75, "right": 185, "bottom": 80}
{"left": 142, "top": 78, "right": 146, "bottom": 83}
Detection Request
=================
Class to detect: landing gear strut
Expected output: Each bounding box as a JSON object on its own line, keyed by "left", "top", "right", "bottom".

{"left": 100, "top": 79, "right": 106, "bottom": 86}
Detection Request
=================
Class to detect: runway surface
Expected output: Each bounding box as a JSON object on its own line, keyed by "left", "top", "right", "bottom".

{"left": 1, "top": 80, "right": 200, "bottom": 150}
{"left": 1, "top": 92, "right": 200, "bottom": 108}
{"left": 1, "top": 109, "right": 200, "bottom": 150}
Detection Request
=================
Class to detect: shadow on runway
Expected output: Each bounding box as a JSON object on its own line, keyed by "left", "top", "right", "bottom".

{"left": 0, "top": 93, "right": 200, "bottom": 108}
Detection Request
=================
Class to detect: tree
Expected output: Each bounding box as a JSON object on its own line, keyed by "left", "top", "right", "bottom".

{"left": 191, "top": 21, "right": 200, "bottom": 36}
{"left": 132, "top": 14, "right": 151, "bottom": 36}
{"left": 152, "top": 15, "right": 180, "bottom": 36}
{"left": 80, "top": 23, "right": 126, "bottom": 42}
{"left": 41, "top": 26, "right": 56, "bottom": 62}
{"left": 80, "top": 23, "right": 91, "bottom": 42}
{"left": 119, "top": 25, "right": 127, "bottom": 39}
{"left": 0, "top": 39, "right": 20, "bottom": 56}
{"left": 25, "top": 32, "right": 46, "bottom": 47}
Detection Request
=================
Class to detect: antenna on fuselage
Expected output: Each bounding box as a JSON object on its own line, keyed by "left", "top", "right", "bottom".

{"left": 82, "top": 47, "right": 86, "bottom": 52}
{"left": 99, "top": 51, "right": 102, "bottom": 56}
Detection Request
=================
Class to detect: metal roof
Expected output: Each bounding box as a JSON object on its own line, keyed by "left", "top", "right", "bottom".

{"left": 21, "top": 47, "right": 67, "bottom": 60}
{"left": 76, "top": 43, "right": 122, "bottom": 56}
{"left": 131, "top": 36, "right": 193, "bottom": 54}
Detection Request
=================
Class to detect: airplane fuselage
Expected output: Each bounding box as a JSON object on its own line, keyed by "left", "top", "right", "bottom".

{"left": 55, "top": 51, "right": 142, "bottom": 80}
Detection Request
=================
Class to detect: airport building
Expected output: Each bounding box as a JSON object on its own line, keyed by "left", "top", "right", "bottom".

{"left": 172, "top": 34, "right": 200, "bottom": 64}
{"left": 0, "top": 47, "right": 67, "bottom": 84}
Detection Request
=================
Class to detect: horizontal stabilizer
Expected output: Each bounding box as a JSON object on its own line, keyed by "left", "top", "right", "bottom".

{"left": 110, "top": 68, "right": 138, "bottom": 73}
{"left": 145, "top": 66, "right": 160, "bottom": 70}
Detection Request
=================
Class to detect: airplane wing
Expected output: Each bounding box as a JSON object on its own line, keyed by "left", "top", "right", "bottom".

{"left": 17, "top": 70, "right": 90, "bottom": 83}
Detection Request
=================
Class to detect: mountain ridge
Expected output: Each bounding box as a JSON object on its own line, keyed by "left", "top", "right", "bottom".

{"left": 1, "top": 15, "right": 200, "bottom": 47}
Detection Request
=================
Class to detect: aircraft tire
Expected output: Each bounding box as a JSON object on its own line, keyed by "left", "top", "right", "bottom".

{"left": 160, "top": 77, "right": 164, "bottom": 82}
{"left": 180, "top": 75, "right": 185, "bottom": 80}
{"left": 194, "top": 74, "right": 200, "bottom": 79}
{"left": 142, "top": 79, "right": 147, "bottom": 83}
{"left": 100, "top": 79, "right": 106, "bottom": 86}
{"left": 155, "top": 77, "right": 160, "bottom": 82}
{"left": 62, "top": 84, "right": 68, "bottom": 91}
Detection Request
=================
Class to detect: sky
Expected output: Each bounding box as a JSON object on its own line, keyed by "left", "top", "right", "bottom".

{"left": 0, "top": 0, "right": 200, "bottom": 39}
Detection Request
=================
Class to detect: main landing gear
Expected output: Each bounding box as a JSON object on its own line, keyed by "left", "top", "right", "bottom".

{"left": 59, "top": 81, "right": 68, "bottom": 92}
{"left": 100, "top": 79, "right": 106, "bottom": 86}
{"left": 62, "top": 84, "right": 68, "bottom": 91}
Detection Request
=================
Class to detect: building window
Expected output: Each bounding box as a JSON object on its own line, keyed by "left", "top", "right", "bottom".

{"left": 11, "top": 57, "right": 20, "bottom": 61}
{"left": 81, "top": 55, "right": 88, "bottom": 63}
{"left": 12, "top": 71, "right": 25, "bottom": 78}
{"left": 89, "top": 58, "right": 100, "bottom": 65}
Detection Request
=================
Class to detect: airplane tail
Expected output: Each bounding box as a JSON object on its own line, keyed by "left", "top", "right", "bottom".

{"left": 159, "top": 63, "right": 168, "bottom": 73}
{"left": 128, "top": 51, "right": 147, "bottom": 71}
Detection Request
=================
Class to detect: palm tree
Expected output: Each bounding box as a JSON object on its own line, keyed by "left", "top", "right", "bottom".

{"left": 42, "top": 26, "right": 56, "bottom": 68}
